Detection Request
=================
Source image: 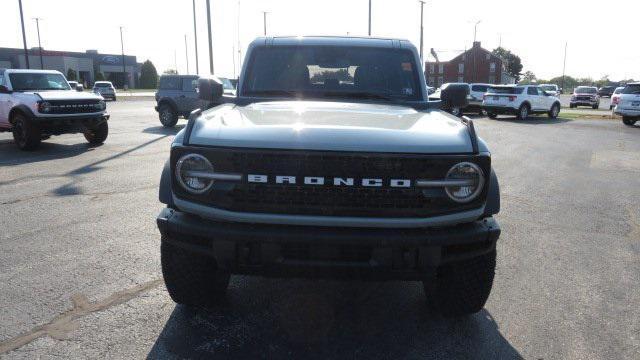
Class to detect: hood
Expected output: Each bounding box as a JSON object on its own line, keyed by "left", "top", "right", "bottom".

{"left": 34, "top": 90, "right": 103, "bottom": 101}
{"left": 187, "top": 101, "right": 480, "bottom": 154}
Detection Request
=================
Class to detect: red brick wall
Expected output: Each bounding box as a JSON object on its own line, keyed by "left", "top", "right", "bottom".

{"left": 426, "top": 42, "right": 503, "bottom": 86}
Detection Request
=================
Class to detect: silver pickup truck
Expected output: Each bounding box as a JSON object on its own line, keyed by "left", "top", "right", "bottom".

{"left": 156, "top": 36, "right": 501, "bottom": 318}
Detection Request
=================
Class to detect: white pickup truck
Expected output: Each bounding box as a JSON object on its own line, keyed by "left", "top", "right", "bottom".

{"left": 0, "top": 69, "right": 108, "bottom": 150}
{"left": 482, "top": 84, "right": 561, "bottom": 120}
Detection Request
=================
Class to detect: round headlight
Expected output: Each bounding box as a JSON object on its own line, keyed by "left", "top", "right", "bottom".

{"left": 444, "top": 162, "right": 485, "bottom": 203}
{"left": 38, "top": 101, "right": 51, "bottom": 113}
{"left": 175, "top": 154, "right": 214, "bottom": 194}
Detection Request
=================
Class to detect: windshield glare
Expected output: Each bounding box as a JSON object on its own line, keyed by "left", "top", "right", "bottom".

{"left": 575, "top": 87, "right": 597, "bottom": 94}
{"left": 9, "top": 73, "right": 70, "bottom": 91}
{"left": 243, "top": 46, "right": 421, "bottom": 101}
{"left": 622, "top": 85, "right": 640, "bottom": 95}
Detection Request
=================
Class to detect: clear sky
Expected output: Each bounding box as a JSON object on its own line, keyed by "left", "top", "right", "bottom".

{"left": 1, "top": 0, "right": 637, "bottom": 81}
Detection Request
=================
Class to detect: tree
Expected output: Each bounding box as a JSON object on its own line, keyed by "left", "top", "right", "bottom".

{"left": 492, "top": 47, "right": 523, "bottom": 82}
{"left": 163, "top": 69, "right": 178, "bottom": 75}
{"left": 95, "top": 72, "right": 105, "bottom": 81}
{"left": 139, "top": 60, "right": 159, "bottom": 89}
{"left": 66, "top": 68, "right": 77, "bottom": 81}
{"left": 521, "top": 71, "right": 537, "bottom": 84}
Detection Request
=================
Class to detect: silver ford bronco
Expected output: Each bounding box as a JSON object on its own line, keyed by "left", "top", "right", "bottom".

{"left": 157, "top": 36, "right": 501, "bottom": 317}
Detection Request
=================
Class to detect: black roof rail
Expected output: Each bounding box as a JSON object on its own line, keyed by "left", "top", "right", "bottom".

{"left": 461, "top": 116, "right": 479, "bottom": 154}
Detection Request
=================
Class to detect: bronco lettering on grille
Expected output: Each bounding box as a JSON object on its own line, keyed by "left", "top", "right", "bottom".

{"left": 247, "top": 175, "right": 412, "bottom": 188}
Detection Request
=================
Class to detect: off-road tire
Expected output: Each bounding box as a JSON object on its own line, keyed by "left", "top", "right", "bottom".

{"left": 548, "top": 103, "right": 560, "bottom": 119}
{"left": 487, "top": 112, "right": 498, "bottom": 119}
{"left": 592, "top": 104, "right": 599, "bottom": 110}
{"left": 424, "top": 250, "right": 496, "bottom": 318}
{"left": 517, "top": 103, "right": 530, "bottom": 120}
{"left": 569, "top": 104, "right": 576, "bottom": 109}
{"left": 12, "top": 112, "right": 41, "bottom": 151}
{"left": 84, "top": 121, "right": 109, "bottom": 145}
{"left": 158, "top": 104, "right": 178, "bottom": 127}
{"left": 161, "top": 238, "right": 230, "bottom": 307}
{"left": 622, "top": 117, "right": 637, "bottom": 126}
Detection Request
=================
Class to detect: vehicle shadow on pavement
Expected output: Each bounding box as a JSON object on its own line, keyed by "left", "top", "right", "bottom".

{"left": 490, "top": 116, "right": 571, "bottom": 125}
{"left": 0, "top": 140, "right": 99, "bottom": 166}
{"left": 142, "top": 124, "right": 186, "bottom": 136}
{"left": 147, "top": 279, "right": 522, "bottom": 359}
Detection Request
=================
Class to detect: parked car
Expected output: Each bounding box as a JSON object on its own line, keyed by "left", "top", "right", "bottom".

{"left": 570, "top": 86, "right": 600, "bottom": 109}
{"left": 428, "top": 83, "right": 470, "bottom": 116}
{"left": 614, "top": 82, "right": 640, "bottom": 126}
{"left": 598, "top": 86, "right": 616, "bottom": 98}
{"left": 218, "top": 77, "right": 237, "bottom": 96}
{"left": 468, "top": 83, "right": 491, "bottom": 115}
{"left": 610, "top": 86, "right": 625, "bottom": 110}
{"left": 0, "top": 69, "right": 108, "bottom": 150}
{"left": 93, "top": 81, "right": 116, "bottom": 101}
{"left": 67, "top": 81, "right": 84, "bottom": 92}
{"left": 539, "top": 84, "right": 560, "bottom": 97}
{"left": 482, "top": 84, "right": 561, "bottom": 120}
{"left": 157, "top": 36, "right": 500, "bottom": 318}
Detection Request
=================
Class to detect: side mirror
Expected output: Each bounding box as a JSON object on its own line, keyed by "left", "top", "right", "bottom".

{"left": 0, "top": 85, "right": 11, "bottom": 94}
{"left": 198, "top": 76, "right": 223, "bottom": 102}
{"left": 76, "top": 85, "right": 84, "bottom": 92}
{"left": 439, "top": 83, "right": 469, "bottom": 108}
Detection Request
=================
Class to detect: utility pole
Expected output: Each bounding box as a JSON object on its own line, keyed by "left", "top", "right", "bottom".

{"left": 206, "top": 0, "right": 214, "bottom": 74}
{"left": 561, "top": 42, "right": 568, "bottom": 92}
{"left": 368, "top": 0, "right": 372, "bottom": 36}
{"left": 18, "top": 0, "right": 30, "bottom": 69}
{"left": 184, "top": 34, "right": 189, "bottom": 74}
{"left": 174, "top": 49, "right": 178, "bottom": 74}
{"left": 120, "top": 26, "right": 126, "bottom": 88}
{"left": 192, "top": 0, "right": 199, "bottom": 74}
{"left": 262, "top": 11, "right": 268, "bottom": 36}
{"left": 237, "top": 0, "right": 241, "bottom": 74}
{"left": 419, "top": 1, "right": 425, "bottom": 62}
{"left": 473, "top": 20, "right": 481, "bottom": 83}
{"left": 473, "top": 20, "right": 481, "bottom": 43}
{"left": 232, "top": 45, "right": 236, "bottom": 79}
{"left": 33, "top": 17, "right": 43, "bottom": 69}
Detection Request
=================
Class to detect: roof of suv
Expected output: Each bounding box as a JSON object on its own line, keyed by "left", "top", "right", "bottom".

{"left": 251, "top": 36, "right": 415, "bottom": 49}
{"left": 2, "top": 69, "right": 63, "bottom": 74}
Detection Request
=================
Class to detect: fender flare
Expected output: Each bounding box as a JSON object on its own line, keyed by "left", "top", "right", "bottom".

{"left": 8, "top": 105, "right": 35, "bottom": 124}
{"left": 157, "top": 98, "right": 178, "bottom": 112}
{"left": 484, "top": 168, "right": 500, "bottom": 216}
{"left": 159, "top": 160, "right": 174, "bottom": 207}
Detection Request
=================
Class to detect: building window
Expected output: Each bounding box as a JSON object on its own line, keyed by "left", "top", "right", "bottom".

{"left": 438, "top": 64, "right": 444, "bottom": 74}
{"left": 486, "top": 53, "right": 490, "bottom": 60}
{"left": 490, "top": 62, "right": 496, "bottom": 73}
{"left": 458, "top": 75, "right": 464, "bottom": 83}
{"left": 458, "top": 63, "right": 464, "bottom": 74}
{"left": 429, "top": 63, "right": 435, "bottom": 73}
{"left": 489, "top": 75, "right": 496, "bottom": 84}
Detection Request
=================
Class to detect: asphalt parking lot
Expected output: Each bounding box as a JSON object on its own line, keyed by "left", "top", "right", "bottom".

{"left": 1, "top": 99, "right": 639, "bottom": 359}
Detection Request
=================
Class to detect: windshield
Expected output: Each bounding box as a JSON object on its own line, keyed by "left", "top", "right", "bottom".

{"left": 9, "top": 73, "right": 70, "bottom": 91}
{"left": 575, "top": 87, "right": 597, "bottom": 94}
{"left": 94, "top": 82, "right": 112, "bottom": 88}
{"left": 622, "top": 84, "right": 640, "bottom": 94}
{"left": 488, "top": 86, "right": 524, "bottom": 94}
{"left": 540, "top": 85, "right": 556, "bottom": 91}
{"left": 242, "top": 46, "right": 421, "bottom": 101}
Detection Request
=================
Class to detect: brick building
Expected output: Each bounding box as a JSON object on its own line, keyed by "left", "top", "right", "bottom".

{"left": 425, "top": 41, "right": 515, "bottom": 87}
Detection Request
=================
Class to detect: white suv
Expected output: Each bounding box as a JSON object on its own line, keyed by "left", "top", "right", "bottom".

{"left": 482, "top": 85, "right": 561, "bottom": 120}
{"left": 0, "top": 69, "right": 108, "bottom": 150}
{"left": 614, "top": 83, "right": 640, "bottom": 126}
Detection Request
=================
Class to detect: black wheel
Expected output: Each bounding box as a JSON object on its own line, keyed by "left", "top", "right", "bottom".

{"left": 161, "top": 238, "right": 230, "bottom": 307}
{"left": 112, "top": 96, "right": 117, "bottom": 101}
{"left": 450, "top": 107, "right": 462, "bottom": 117}
{"left": 592, "top": 103, "right": 599, "bottom": 110}
{"left": 12, "top": 112, "right": 41, "bottom": 151}
{"left": 478, "top": 109, "right": 486, "bottom": 116}
{"left": 622, "top": 117, "right": 637, "bottom": 126}
{"left": 548, "top": 103, "right": 560, "bottom": 119}
{"left": 84, "top": 121, "right": 109, "bottom": 145}
{"left": 610, "top": 105, "right": 614, "bottom": 110}
{"left": 517, "top": 104, "right": 530, "bottom": 120}
{"left": 424, "top": 250, "right": 496, "bottom": 318}
{"left": 487, "top": 112, "right": 497, "bottom": 119}
{"left": 158, "top": 104, "right": 178, "bottom": 127}
{"left": 569, "top": 104, "right": 576, "bottom": 109}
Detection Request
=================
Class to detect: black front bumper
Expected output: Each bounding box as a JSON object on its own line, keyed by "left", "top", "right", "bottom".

{"left": 35, "top": 114, "right": 109, "bottom": 135}
{"left": 157, "top": 208, "right": 500, "bottom": 280}
{"left": 482, "top": 105, "right": 518, "bottom": 115}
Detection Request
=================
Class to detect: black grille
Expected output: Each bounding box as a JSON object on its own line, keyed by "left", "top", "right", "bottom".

{"left": 172, "top": 147, "right": 490, "bottom": 218}
{"left": 47, "top": 100, "right": 101, "bottom": 114}
{"left": 282, "top": 244, "right": 372, "bottom": 262}
{"left": 576, "top": 96, "right": 593, "bottom": 101}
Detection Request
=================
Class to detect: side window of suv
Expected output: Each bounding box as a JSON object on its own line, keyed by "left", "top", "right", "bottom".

{"left": 527, "top": 87, "right": 539, "bottom": 96}
{"left": 181, "top": 78, "right": 197, "bottom": 92}
{"left": 159, "top": 76, "right": 180, "bottom": 90}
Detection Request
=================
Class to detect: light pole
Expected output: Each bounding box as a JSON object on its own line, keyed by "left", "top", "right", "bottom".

{"left": 262, "top": 11, "right": 268, "bottom": 36}
{"left": 473, "top": 20, "right": 481, "bottom": 43}
{"left": 368, "top": 0, "right": 371, "bottom": 36}
{"left": 206, "top": 0, "right": 214, "bottom": 74}
{"left": 33, "top": 17, "right": 43, "bottom": 69}
{"left": 237, "top": 0, "right": 241, "bottom": 75}
{"left": 120, "top": 26, "right": 126, "bottom": 88}
{"left": 419, "top": 1, "right": 425, "bottom": 62}
{"left": 473, "top": 20, "right": 481, "bottom": 82}
{"left": 561, "top": 42, "right": 568, "bottom": 92}
{"left": 184, "top": 34, "right": 189, "bottom": 74}
{"left": 192, "top": 0, "right": 199, "bottom": 74}
{"left": 18, "top": 0, "right": 30, "bottom": 69}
